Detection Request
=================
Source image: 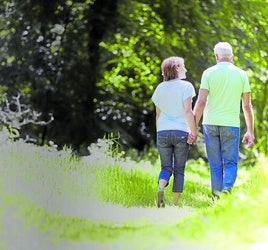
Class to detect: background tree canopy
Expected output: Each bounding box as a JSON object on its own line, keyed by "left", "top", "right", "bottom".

{"left": 0, "top": 0, "right": 267, "bottom": 158}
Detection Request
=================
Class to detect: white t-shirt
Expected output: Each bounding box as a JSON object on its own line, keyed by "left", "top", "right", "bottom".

{"left": 151, "top": 80, "right": 195, "bottom": 132}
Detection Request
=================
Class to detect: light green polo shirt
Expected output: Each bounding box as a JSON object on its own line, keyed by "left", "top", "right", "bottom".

{"left": 200, "top": 62, "right": 250, "bottom": 127}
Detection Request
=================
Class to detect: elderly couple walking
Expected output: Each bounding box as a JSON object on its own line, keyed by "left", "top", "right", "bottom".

{"left": 151, "top": 42, "right": 255, "bottom": 207}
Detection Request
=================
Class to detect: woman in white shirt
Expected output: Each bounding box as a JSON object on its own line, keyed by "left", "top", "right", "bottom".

{"left": 151, "top": 56, "right": 197, "bottom": 207}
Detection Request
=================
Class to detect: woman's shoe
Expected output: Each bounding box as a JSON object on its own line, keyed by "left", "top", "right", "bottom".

{"left": 157, "top": 191, "right": 165, "bottom": 208}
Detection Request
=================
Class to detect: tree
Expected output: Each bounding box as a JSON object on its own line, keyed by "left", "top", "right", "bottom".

{"left": 0, "top": 0, "right": 119, "bottom": 152}
{"left": 0, "top": 0, "right": 267, "bottom": 158}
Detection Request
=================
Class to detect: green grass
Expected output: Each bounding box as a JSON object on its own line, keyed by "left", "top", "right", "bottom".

{"left": 176, "top": 159, "right": 268, "bottom": 248}
{"left": 93, "top": 166, "right": 157, "bottom": 207}
{"left": 1, "top": 135, "right": 268, "bottom": 249}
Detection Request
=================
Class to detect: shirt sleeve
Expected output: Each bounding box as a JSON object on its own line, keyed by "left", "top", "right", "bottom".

{"left": 151, "top": 85, "right": 159, "bottom": 106}
{"left": 200, "top": 70, "right": 209, "bottom": 90}
{"left": 183, "top": 83, "right": 196, "bottom": 101}
{"left": 242, "top": 71, "right": 251, "bottom": 93}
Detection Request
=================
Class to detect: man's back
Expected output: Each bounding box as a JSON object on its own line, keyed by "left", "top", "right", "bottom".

{"left": 193, "top": 42, "right": 254, "bottom": 198}
{"left": 200, "top": 62, "right": 250, "bottom": 127}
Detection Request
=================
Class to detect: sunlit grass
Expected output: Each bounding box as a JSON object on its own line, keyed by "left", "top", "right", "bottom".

{"left": 1, "top": 133, "right": 268, "bottom": 249}
{"left": 92, "top": 166, "right": 157, "bottom": 207}
{"left": 176, "top": 157, "right": 268, "bottom": 249}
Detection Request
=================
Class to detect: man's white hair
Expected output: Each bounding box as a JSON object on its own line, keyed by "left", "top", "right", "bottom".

{"left": 214, "top": 42, "right": 233, "bottom": 58}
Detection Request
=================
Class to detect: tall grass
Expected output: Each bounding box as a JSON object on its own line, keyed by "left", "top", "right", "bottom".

{"left": 1, "top": 132, "right": 268, "bottom": 250}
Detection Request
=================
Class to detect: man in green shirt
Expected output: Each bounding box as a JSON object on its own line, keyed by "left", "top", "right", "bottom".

{"left": 194, "top": 42, "right": 254, "bottom": 198}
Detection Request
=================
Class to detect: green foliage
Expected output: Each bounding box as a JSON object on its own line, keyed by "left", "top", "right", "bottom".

{"left": 126, "top": 145, "right": 160, "bottom": 165}
{"left": 96, "top": 1, "right": 165, "bottom": 148}
{"left": 102, "top": 132, "right": 125, "bottom": 159}
{"left": 96, "top": 0, "right": 268, "bottom": 157}
{"left": 0, "top": 0, "right": 268, "bottom": 157}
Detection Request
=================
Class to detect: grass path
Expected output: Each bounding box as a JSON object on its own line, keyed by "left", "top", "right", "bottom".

{"left": 0, "top": 161, "right": 204, "bottom": 250}
{"left": 0, "top": 141, "right": 205, "bottom": 250}
{"left": 2, "top": 168, "right": 266, "bottom": 250}
{"left": 1, "top": 194, "right": 204, "bottom": 250}
{"left": 2, "top": 139, "right": 267, "bottom": 250}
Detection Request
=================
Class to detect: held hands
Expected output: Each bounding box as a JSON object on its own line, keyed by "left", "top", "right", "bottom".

{"left": 242, "top": 131, "right": 254, "bottom": 148}
{"left": 187, "top": 132, "right": 197, "bottom": 145}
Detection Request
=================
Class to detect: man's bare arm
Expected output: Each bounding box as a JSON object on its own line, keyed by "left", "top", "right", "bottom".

{"left": 241, "top": 92, "right": 254, "bottom": 147}
{"left": 193, "top": 89, "right": 209, "bottom": 126}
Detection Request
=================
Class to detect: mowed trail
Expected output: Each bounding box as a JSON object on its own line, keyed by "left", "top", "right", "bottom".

{"left": 41, "top": 193, "right": 195, "bottom": 225}
{"left": 1, "top": 175, "right": 198, "bottom": 250}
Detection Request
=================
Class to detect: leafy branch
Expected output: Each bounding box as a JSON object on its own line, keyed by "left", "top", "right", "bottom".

{"left": 0, "top": 94, "right": 54, "bottom": 135}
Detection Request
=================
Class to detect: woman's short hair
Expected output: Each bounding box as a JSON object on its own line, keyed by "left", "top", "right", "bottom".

{"left": 161, "top": 56, "right": 184, "bottom": 81}
{"left": 214, "top": 42, "right": 233, "bottom": 59}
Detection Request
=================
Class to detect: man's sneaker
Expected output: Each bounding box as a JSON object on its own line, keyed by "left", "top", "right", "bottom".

{"left": 157, "top": 191, "right": 165, "bottom": 208}
{"left": 222, "top": 189, "right": 231, "bottom": 194}
{"left": 211, "top": 194, "right": 220, "bottom": 204}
